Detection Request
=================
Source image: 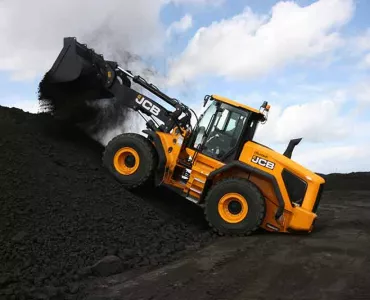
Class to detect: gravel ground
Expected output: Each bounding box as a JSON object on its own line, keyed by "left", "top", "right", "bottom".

{"left": 89, "top": 188, "right": 370, "bottom": 300}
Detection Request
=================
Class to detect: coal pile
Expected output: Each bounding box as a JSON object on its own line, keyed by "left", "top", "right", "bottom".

{"left": 0, "top": 106, "right": 214, "bottom": 299}
{"left": 322, "top": 172, "right": 370, "bottom": 191}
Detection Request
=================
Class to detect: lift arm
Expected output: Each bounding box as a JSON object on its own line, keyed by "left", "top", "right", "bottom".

{"left": 46, "top": 37, "right": 192, "bottom": 132}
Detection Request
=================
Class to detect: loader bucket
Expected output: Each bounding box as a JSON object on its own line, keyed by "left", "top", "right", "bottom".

{"left": 38, "top": 36, "right": 133, "bottom": 141}
{"left": 46, "top": 37, "right": 85, "bottom": 83}
{"left": 38, "top": 38, "right": 114, "bottom": 123}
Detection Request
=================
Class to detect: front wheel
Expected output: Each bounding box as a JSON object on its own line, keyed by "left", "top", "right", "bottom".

{"left": 102, "top": 133, "right": 157, "bottom": 189}
{"left": 204, "top": 178, "right": 266, "bottom": 236}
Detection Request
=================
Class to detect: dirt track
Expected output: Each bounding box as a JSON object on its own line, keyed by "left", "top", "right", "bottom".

{"left": 1, "top": 106, "right": 370, "bottom": 300}
{"left": 86, "top": 189, "right": 370, "bottom": 300}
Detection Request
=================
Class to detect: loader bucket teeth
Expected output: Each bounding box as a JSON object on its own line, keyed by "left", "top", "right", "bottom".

{"left": 47, "top": 37, "right": 84, "bottom": 83}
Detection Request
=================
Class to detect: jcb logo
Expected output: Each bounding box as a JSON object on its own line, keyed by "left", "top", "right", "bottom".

{"left": 251, "top": 155, "right": 275, "bottom": 170}
{"left": 135, "top": 95, "right": 161, "bottom": 116}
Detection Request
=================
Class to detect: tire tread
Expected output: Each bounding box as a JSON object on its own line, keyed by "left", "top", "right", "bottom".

{"left": 102, "top": 133, "right": 157, "bottom": 189}
{"left": 204, "top": 177, "right": 266, "bottom": 236}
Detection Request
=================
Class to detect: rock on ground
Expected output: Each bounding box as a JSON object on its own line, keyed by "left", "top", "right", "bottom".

{"left": 91, "top": 256, "right": 123, "bottom": 277}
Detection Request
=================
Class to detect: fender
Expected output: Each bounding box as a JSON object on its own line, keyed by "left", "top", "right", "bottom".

{"left": 142, "top": 129, "right": 167, "bottom": 186}
{"left": 201, "top": 161, "right": 285, "bottom": 220}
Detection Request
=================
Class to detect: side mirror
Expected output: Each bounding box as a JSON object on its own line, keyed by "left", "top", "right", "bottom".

{"left": 204, "top": 95, "right": 211, "bottom": 107}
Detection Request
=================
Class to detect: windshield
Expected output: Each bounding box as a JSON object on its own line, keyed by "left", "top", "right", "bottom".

{"left": 192, "top": 101, "right": 250, "bottom": 160}
{"left": 193, "top": 102, "right": 217, "bottom": 148}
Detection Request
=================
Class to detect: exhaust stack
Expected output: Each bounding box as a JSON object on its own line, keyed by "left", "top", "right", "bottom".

{"left": 283, "top": 138, "right": 302, "bottom": 159}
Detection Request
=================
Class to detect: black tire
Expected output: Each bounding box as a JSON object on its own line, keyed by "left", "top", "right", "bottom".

{"left": 102, "top": 133, "right": 157, "bottom": 189}
{"left": 204, "top": 178, "right": 266, "bottom": 236}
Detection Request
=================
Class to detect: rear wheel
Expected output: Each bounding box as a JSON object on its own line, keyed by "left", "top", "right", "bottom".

{"left": 204, "top": 178, "right": 265, "bottom": 236}
{"left": 103, "top": 133, "right": 157, "bottom": 189}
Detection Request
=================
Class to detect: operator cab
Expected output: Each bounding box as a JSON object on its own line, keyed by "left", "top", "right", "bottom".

{"left": 189, "top": 95, "right": 269, "bottom": 162}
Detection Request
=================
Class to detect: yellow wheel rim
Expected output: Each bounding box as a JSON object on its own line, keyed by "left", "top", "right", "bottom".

{"left": 218, "top": 193, "right": 248, "bottom": 223}
{"left": 113, "top": 147, "right": 140, "bottom": 175}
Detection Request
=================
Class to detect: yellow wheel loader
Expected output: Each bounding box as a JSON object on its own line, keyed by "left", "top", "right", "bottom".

{"left": 42, "top": 37, "right": 325, "bottom": 236}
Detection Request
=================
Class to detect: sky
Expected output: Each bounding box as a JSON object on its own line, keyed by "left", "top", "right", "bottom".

{"left": 0, "top": 0, "right": 369, "bottom": 174}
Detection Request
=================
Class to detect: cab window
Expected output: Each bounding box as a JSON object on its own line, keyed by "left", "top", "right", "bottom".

{"left": 202, "top": 104, "right": 248, "bottom": 160}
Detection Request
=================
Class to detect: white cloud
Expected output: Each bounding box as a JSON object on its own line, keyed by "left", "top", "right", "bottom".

{"left": 354, "top": 81, "right": 370, "bottom": 106}
{"left": 251, "top": 87, "right": 351, "bottom": 145}
{"left": 353, "top": 28, "right": 370, "bottom": 52}
{"left": 13, "top": 100, "right": 40, "bottom": 113}
{"left": 346, "top": 28, "right": 370, "bottom": 67}
{"left": 168, "top": 0, "right": 355, "bottom": 85}
{"left": 166, "top": 0, "right": 224, "bottom": 6}
{"left": 255, "top": 99, "right": 350, "bottom": 145}
{"left": 293, "top": 144, "right": 370, "bottom": 174}
{"left": 244, "top": 84, "right": 370, "bottom": 173}
{"left": 359, "top": 53, "right": 370, "bottom": 69}
{"left": 166, "top": 14, "right": 193, "bottom": 38}
{"left": 1, "top": 98, "right": 40, "bottom": 113}
{"left": 0, "top": 0, "right": 166, "bottom": 80}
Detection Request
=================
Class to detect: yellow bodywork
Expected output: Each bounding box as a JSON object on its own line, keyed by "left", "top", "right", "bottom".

{"left": 155, "top": 128, "right": 324, "bottom": 234}
{"left": 212, "top": 94, "right": 262, "bottom": 115}
{"left": 239, "top": 142, "right": 324, "bottom": 232}
{"left": 113, "top": 147, "right": 140, "bottom": 176}
{"left": 218, "top": 193, "right": 248, "bottom": 223}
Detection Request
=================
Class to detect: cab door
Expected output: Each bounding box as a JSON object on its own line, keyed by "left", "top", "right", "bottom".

{"left": 183, "top": 102, "right": 249, "bottom": 200}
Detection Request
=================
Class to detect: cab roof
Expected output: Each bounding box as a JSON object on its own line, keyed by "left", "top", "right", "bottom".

{"left": 211, "top": 94, "right": 262, "bottom": 115}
